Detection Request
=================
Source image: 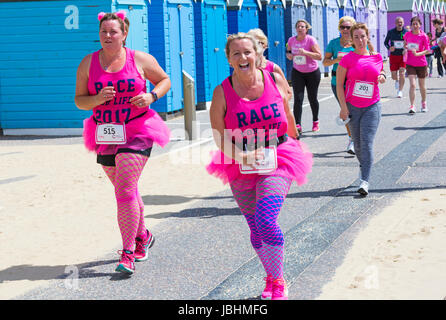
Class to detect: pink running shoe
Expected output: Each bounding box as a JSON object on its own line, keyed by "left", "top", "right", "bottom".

{"left": 115, "top": 249, "right": 135, "bottom": 274}
{"left": 261, "top": 275, "right": 273, "bottom": 300}
{"left": 312, "top": 120, "right": 320, "bottom": 132}
{"left": 271, "top": 278, "right": 288, "bottom": 300}
{"left": 135, "top": 229, "right": 155, "bottom": 262}
{"left": 296, "top": 124, "right": 302, "bottom": 134}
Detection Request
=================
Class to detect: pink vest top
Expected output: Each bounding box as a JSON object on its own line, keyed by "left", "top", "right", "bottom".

{"left": 222, "top": 69, "right": 288, "bottom": 147}
{"left": 264, "top": 60, "right": 275, "bottom": 72}
{"left": 87, "top": 47, "right": 147, "bottom": 123}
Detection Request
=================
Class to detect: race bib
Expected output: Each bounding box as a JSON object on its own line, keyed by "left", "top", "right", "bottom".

{"left": 240, "top": 146, "right": 278, "bottom": 175}
{"left": 293, "top": 55, "right": 306, "bottom": 65}
{"left": 353, "top": 81, "right": 374, "bottom": 98}
{"left": 394, "top": 41, "right": 404, "bottom": 49}
{"left": 95, "top": 123, "right": 127, "bottom": 144}
{"left": 407, "top": 42, "right": 419, "bottom": 51}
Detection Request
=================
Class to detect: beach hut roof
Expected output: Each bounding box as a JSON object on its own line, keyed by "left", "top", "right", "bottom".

{"left": 287, "top": 0, "right": 308, "bottom": 7}
{"left": 227, "top": 0, "right": 263, "bottom": 9}
{"left": 378, "top": 0, "right": 388, "bottom": 10}
{"left": 387, "top": 0, "right": 418, "bottom": 12}
{"left": 340, "top": 0, "right": 356, "bottom": 9}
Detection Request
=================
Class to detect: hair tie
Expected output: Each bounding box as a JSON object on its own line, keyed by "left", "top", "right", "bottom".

{"left": 97, "top": 12, "right": 106, "bottom": 21}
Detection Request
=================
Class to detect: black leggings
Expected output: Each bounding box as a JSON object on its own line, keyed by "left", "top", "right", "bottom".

{"left": 291, "top": 68, "right": 321, "bottom": 125}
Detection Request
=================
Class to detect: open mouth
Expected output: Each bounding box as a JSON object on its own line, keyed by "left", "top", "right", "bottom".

{"left": 239, "top": 63, "right": 249, "bottom": 70}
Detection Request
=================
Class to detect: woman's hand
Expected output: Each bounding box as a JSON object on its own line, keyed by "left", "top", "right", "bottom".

{"left": 242, "top": 147, "right": 265, "bottom": 167}
{"left": 340, "top": 107, "right": 349, "bottom": 121}
{"left": 98, "top": 86, "right": 116, "bottom": 104}
{"left": 378, "top": 74, "right": 386, "bottom": 84}
{"left": 129, "top": 93, "right": 155, "bottom": 108}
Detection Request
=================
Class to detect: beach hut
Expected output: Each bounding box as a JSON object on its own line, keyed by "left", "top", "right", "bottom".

{"left": 420, "top": 0, "right": 431, "bottom": 33}
{"left": 378, "top": 0, "right": 388, "bottom": 60}
{"left": 0, "top": 0, "right": 150, "bottom": 134}
{"left": 323, "top": 0, "right": 340, "bottom": 74}
{"left": 305, "top": 0, "right": 325, "bottom": 73}
{"left": 227, "top": 0, "right": 261, "bottom": 34}
{"left": 259, "top": 1, "right": 287, "bottom": 77}
{"left": 387, "top": 0, "right": 418, "bottom": 33}
{"left": 285, "top": 0, "right": 308, "bottom": 79}
{"left": 440, "top": 0, "right": 446, "bottom": 23}
{"left": 430, "top": 0, "right": 438, "bottom": 33}
{"left": 193, "top": 0, "right": 229, "bottom": 109}
{"left": 355, "top": 0, "right": 367, "bottom": 22}
{"left": 339, "top": 0, "right": 356, "bottom": 18}
{"left": 366, "top": 0, "right": 379, "bottom": 53}
{"left": 148, "top": 0, "right": 196, "bottom": 115}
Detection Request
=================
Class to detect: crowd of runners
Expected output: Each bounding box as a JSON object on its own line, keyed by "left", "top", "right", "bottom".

{"left": 74, "top": 11, "right": 443, "bottom": 300}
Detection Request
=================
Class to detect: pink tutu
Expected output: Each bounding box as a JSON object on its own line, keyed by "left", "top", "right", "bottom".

{"left": 206, "top": 138, "right": 313, "bottom": 189}
{"left": 83, "top": 109, "right": 170, "bottom": 154}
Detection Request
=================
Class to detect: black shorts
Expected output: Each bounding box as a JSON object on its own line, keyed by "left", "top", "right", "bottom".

{"left": 97, "top": 148, "right": 152, "bottom": 167}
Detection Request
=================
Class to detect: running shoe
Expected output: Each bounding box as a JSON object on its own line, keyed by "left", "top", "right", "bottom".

{"left": 357, "top": 180, "right": 369, "bottom": 196}
{"left": 261, "top": 275, "right": 274, "bottom": 300}
{"left": 397, "top": 90, "right": 403, "bottom": 98}
{"left": 296, "top": 124, "right": 302, "bottom": 134}
{"left": 346, "top": 138, "right": 355, "bottom": 155}
{"left": 312, "top": 121, "right": 320, "bottom": 132}
{"left": 421, "top": 101, "right": 428, "bottom": 113}
{"left": 408, "top": 105, "right": 416, "bottom": 114}
{"left": 271, "top": 278, "right": 288, "bottom": 300}
{"left": 135, "top": 229, "right": 155, "bottom": 262}
{"left": 115, "top": 249, "right": 135, "bottom": 274}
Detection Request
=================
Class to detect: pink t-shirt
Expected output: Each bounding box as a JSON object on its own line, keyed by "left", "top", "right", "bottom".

{"left": 287, "top": 35, "right": 319, "bottom": 73}
{"left": 403, "top": 31, "right": 430, "bottom": 67}
{"left": 339, "top": 52, "right": 383, "bottom": 108}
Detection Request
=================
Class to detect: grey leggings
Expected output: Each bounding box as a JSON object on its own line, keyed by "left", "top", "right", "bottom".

{"left": 347, "top": 101, "right": 382, "bottom": 182}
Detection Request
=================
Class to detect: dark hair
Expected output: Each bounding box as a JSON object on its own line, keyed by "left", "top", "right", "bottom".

{"left": 99, "top": 13, "right": 130, "bottom": 46}
{"left": 433, "top": 18, "right": 444, "bottom": 25}
{"left": 410, "top": 16, "right": 422, "bottom": 26}
{"left": 350, "top": 22, "right": 375, "bottom": 53}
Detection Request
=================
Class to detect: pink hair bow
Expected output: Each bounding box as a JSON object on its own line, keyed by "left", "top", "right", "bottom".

{"left": 97, "top": 10, "right": 126, "bottom": 21}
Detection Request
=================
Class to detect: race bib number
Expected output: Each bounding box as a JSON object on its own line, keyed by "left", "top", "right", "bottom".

{"left": 353, "top": 81, "right": 374, "bottom": 98}
{"left": 407, "top": 42, "right": 419, "bottom": 51}
{"left": 293, "top": 55, "right": 306, "bottom": 65}
{"left": 95, "top": 123, "right": 127, "bottom": 144}
{"left": 240, "top": 146, "right": 278, "bottom": 175}
{"left": 394, "top": 41, "right": 404, "bottom": 49}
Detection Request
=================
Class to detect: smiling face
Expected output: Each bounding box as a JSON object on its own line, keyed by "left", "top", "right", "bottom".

{"left": 395, "top": 18, "right": 404, "bottom": 31}
{"left": 352, "top": 28, "right": 369, "bottom": 50}
{"left": 339, "top": 21, "right": 353, "bottom": 38}
{"left": 411, "top": 19, "right": 421, "bottom": 33}
{"left": 296, "top": 21, "right": 308, "bottom": 36}
{"left": 99, "top": 19, "right": 127, "bottom": 50}
{"left": 228, "top": 38, "right": 258, "bottom": 74}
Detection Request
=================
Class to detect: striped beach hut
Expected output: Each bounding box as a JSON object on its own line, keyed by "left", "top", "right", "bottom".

{"left": 323, "top": 0, "right": 340, "bottom": 74}
{"left": 148, "top": 0, "right": 196, "bottom": 115}
{"left": 440, "top": 0, "right": 446, "bottom": 23}
{"left": 0, "top": 0, "right": 150, "bottom": 134}
{"left": 227, "top": 0, "right": 261, "bottom": 34}
{"left": 387, "top": 0, "right": 419, "bottom": 34}
{"left": 366, "top": 0, "right": 379, "bottom": 52}
{"left": 340, "top": 0, "right": 356, "bottom": 18}
{"left": 355, "top": 0, "right": 367, "bottom": 23}
{"left": 285, "top": 0, "right": 308, "bottom": 79}
{"left": 259, "top": 0, "right": 287, "bottom": 77}
{"left": 378, "top": 0, "right": 388, "bottom": 59}
{"left": 193, "top": 0, "right": 229, "bottom": 109}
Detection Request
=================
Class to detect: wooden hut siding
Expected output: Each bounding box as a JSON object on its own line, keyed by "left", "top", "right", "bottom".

{"left": 366, "top": 0, "right": 379, "bottom": 52}
{"left": 193, "top": 0, "right": 228, "bottom": 108}
{"left": 378, "top": 0, "right": 388, "bottom": 60}
{"left": 0, "top": 0, "right": 114, "bottom": 130}
{"left": 148, "top": 0, "right": 196, "bottom": 114}
{"left": 387, "top": 0, "right": 417, "bottom": 36}
{"left": 355, "top": 0, "right": 367, "bottom": 22}
{"left": 340, "top": 0, "right": 355, "bottom": 18}
{"left": 285, "top": 0, "right": 307, "bottom": 79}
{"left": 305, "top": 0, "right": 325, "bottom": 73}
{"left": 259, "top": 1, "right": 287, "bottom": 77}
{"left": 227, "top": 0, "right": 260, "bottom": 34}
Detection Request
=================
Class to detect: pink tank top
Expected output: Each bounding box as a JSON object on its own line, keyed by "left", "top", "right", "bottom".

{"left": 264, "top": 60, "right": 275, "bottom": 72}
{"left": 87, "top": 47, "right": 147, "bottom": 123}
{"left": 222, "top": 69, "right": 288, "bottom": 148}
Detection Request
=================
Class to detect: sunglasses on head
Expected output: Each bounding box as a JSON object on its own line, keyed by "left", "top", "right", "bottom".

{"left": 340, "top": 25, "right": 351, "bottom": 30}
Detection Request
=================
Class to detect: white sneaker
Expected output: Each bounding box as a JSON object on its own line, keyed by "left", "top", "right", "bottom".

{"left": 358, "top": 180, "right": 369, "bottom": 196}
{"left": 346, "top": 139, "right": 355, "bottom": 155}
{"left": 397, "top": 90, "right": 403, "bottom": 98}
{"left": 421, "top": 102, "right": 428, "bottom": 112}
{"left": 408, "top": 105, "right": 416, "bottom": 114}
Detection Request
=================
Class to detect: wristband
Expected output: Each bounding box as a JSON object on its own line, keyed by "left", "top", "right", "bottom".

{"left": 150, "top": 91, "right": 158, "bottom": 102}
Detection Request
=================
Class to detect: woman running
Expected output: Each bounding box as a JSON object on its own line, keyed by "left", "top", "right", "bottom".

{"left": 75, "top": 11, "right": 171, "bottom": 274}
{"left": 207, "top": 33, "right": 313, "bottom": 300}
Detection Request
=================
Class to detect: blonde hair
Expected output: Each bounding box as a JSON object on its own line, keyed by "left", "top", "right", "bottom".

{"left": 224, "top": 33, "right": 263, "bottom": 68}
{"left": 338, "top": 16, "right": 356, "bottom": 30}
{"left": 295, "top": 19, "right": 311, "bottom": 30}
{"left": 247, "top": 28, "right": 268, "bottom": 69}
{"left": 350, "top": 23, "right": 375, "bottom": 53}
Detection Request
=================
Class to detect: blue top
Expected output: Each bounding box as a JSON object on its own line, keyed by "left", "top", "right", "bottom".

{"left": 325, "top": 37, "right": 355, "bottom": 86}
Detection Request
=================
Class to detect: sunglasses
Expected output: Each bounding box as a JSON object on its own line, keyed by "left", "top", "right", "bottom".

{"left": 340, "top": 25, "right": 351, "bottom": 30}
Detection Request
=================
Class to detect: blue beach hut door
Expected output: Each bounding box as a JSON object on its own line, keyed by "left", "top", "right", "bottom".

{"left": 115, "top": 0, "right": 149, "bottom": 53}
{"left": 266, "top": 5, "right": 286, "bottom": 76}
